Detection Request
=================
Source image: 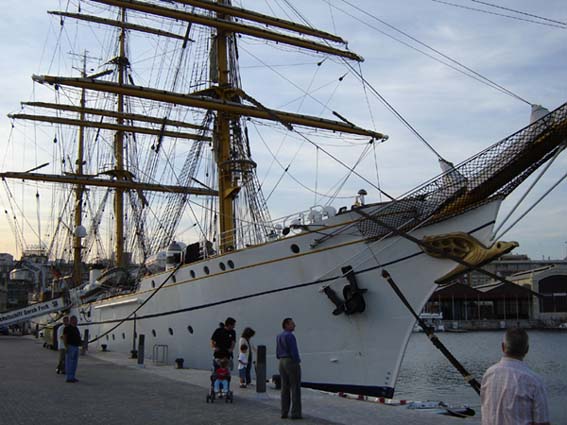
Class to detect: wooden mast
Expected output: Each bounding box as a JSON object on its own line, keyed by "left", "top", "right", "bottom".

{"left": 19, "top": 102, "right": 207, "bottom": 131}
{"left": 0, "top": 172, "right": 217, "bottom": 196}
{"left": 89, "top": 0, "right": 363, "bottom": 61}
{"left": 72, "top": 53, "right": 87, "bottom": 287}
{"left": 8, "top": 113, "right": 210, "bottom": 141}
{"left": 29, "top": 76, "right": 385, "bottom": 139}
{"left": 114, "top": 8, "right": 127, "bottom": 266}
{"left": 214, "top": 0, "right": 236, "bottom": 252}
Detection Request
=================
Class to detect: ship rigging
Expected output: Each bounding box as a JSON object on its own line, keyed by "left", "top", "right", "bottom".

{"left": 1, "top": 0, "right": 566, "bottom": 399}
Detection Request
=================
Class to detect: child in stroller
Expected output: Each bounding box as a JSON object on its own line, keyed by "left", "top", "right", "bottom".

{"left": 206, "top": 357, "right": 233, "bottom": 403}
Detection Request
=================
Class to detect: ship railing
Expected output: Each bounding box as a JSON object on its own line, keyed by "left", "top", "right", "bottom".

{"left": 217, "top": 205, "right": 337, "bottom": 252}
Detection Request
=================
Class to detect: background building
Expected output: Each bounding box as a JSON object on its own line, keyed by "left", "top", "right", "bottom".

{"left": 422, "top": 253, "right": 567, "bottom": 328}
{"left": 466, "top": 254, "right": 567, "bottom": 287}
{"left": 507, "top": 265, "right": 567, "bottom": 324}
{"left": 0, "top": 253, "right": 14, "bottom": 312}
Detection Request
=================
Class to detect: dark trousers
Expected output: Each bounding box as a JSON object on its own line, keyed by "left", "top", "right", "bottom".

{"left": 57, "top": 349, "right": 66, "bottom": 373}
{"left": 245, "top": 361, "right": 252, "bottom": 384}
{"left": 279, "top": 358, "right": 301, "bottom": 418}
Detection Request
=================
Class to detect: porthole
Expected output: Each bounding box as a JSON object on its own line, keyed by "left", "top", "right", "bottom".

{"left": 187, "top": 325, "right": 194, "bottom": 334}
{"left": 112, "top": 334, "right": 115, "bottom": 340}
{"left": 169, "top": 328, "right": 174, "bottom": 336}
{"left": 219, "top": 262, "right": 226, "bottom": 271}
{"left": 227, "top": 260, "right": 235, "bottom": 269}
{"left": 152, "top": 329, "right": 156, "bottom": 337}
{"left": 151, "top": 280, "right": 155, "bottom": 288}
{"left": 122, "top": 333, "right": 125, "bottom": 340}
{"left": 291, "top": 244, "right": 300, "bottom": 254}
{"left": 204, "top": 266, "right": 210, "bottom": 275}
{"left": 190, "top": 270, "right": 196, "bottom": 278}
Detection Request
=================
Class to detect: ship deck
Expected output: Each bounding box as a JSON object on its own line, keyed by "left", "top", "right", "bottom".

{"left": 0, "top": 335, "right": 480, "bottom": 424}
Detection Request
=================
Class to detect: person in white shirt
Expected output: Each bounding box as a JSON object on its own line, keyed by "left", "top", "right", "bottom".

{"left": 239, "top": 327, "right": 256, "bottom": 386}
{"left": 238, "top": 344, "right": 249, "bottom": 388}
{"left": 481, "top": 327, "right": 550, "bottom": 425}
{"left": 55, "top": 316, "right": 69, "bottom": 374}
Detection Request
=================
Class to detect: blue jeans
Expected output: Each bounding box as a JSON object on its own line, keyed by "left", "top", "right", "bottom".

{"left": 214, "top": 379, "right": 229, "bottom": 393}
{"left": 65, "top": 345, "right": 79, "bottom": 381}
{"left": 239, "top": 368, "right": 247, "bottom": 382}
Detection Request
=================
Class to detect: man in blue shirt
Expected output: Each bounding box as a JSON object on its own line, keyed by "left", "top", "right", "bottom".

{"left": 276, "top": 317, "right": 302, "bottom": 419}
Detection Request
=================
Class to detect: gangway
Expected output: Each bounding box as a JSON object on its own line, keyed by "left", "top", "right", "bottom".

{"left": 0, "top": 297, "right": 68, "bottom": 328}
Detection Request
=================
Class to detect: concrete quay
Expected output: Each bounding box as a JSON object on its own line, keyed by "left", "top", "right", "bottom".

{"left": 0, "top": 335, "right": 480, "bottom": 425}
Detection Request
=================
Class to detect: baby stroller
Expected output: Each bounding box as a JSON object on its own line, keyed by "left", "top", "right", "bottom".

{"left": 206, "top": 359, "right": 233, "bottom": 403}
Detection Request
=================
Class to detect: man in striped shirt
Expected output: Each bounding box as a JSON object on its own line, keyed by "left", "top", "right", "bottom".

{"left": 481, "top": 328, "right": 550, "bottom": 425}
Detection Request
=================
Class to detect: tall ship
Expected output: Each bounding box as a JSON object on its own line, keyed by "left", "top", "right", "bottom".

{"left": 2, "top": 0, "right": 566, "bottom": 397}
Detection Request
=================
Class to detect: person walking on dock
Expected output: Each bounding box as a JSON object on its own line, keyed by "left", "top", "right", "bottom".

{"left": 276, "top": 317, "right": 302, "bottom": 420}
{"left": 480, "top": 327, "right": 550, "bottom": 425}
{"left": 55, "top": 316, "right": 69, "bottom": 374}
{"left": 63, "top": 316, "right": 82, "bottom": 383}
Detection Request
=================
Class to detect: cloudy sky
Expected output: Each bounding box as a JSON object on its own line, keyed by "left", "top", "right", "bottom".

{"left": 0, "top": 0, "right": 566, "bottom": 260}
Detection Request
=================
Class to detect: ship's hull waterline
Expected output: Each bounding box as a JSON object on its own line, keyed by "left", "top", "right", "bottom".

{"left": 75, "top": 200, "right": 501, "bottom": 397}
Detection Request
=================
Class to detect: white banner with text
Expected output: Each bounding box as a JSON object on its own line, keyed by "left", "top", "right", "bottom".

{"left": 0, "top": 297, "right": 66, "bottom": 327}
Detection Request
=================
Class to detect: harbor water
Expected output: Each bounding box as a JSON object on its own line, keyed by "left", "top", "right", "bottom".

{"left": 396, "top": 330, "right": 566, "bottom": 423}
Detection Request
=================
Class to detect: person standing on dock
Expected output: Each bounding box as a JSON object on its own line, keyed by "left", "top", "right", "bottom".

{"left": 276, "top": 317, "right": 302, "bottom": 420}
{"left": 63, "top": 316, "right": 82, "bottom": 383}
{"left": 239, "top": 327, "right": 256, "bottom": 386}
{"left": 211, "top": 317, "right": 236, "bottom": 369}
{"left": 480, "top": 327, "right": 550, "bottom": 425}
{"left": 55, "top": 316, "right": 69, "bottom": 374}
{"left": 238, "top": 344, "right": 249, "bottom": 388}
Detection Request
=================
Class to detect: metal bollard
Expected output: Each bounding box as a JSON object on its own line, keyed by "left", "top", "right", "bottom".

{"left": 130, "top": 314, "right": 138, "bottom": 358}
{"left": 256, "top": 345, "right": 266, "bottom": 393}
{"left": 81, "top": 329, "right": 89, "bottom": 355}
{"left": 272, "top": 374, "right": 281, "bottom": 390}
{"left": 137, "top": 334, "right": 145, "bottom": 367}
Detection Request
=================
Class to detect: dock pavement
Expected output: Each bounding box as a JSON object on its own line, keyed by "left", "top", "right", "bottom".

{"left": 0, "top": 335, "right": 481, "bottom": 425}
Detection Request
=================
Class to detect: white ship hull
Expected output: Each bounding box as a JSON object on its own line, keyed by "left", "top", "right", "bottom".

{"left": 75, "top": 200, "right": 501, "bottom": 397}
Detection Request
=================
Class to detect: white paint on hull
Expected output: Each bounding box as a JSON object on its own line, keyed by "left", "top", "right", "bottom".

{"left": 76, "top": 200, "right": 501, "bottom": 395}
